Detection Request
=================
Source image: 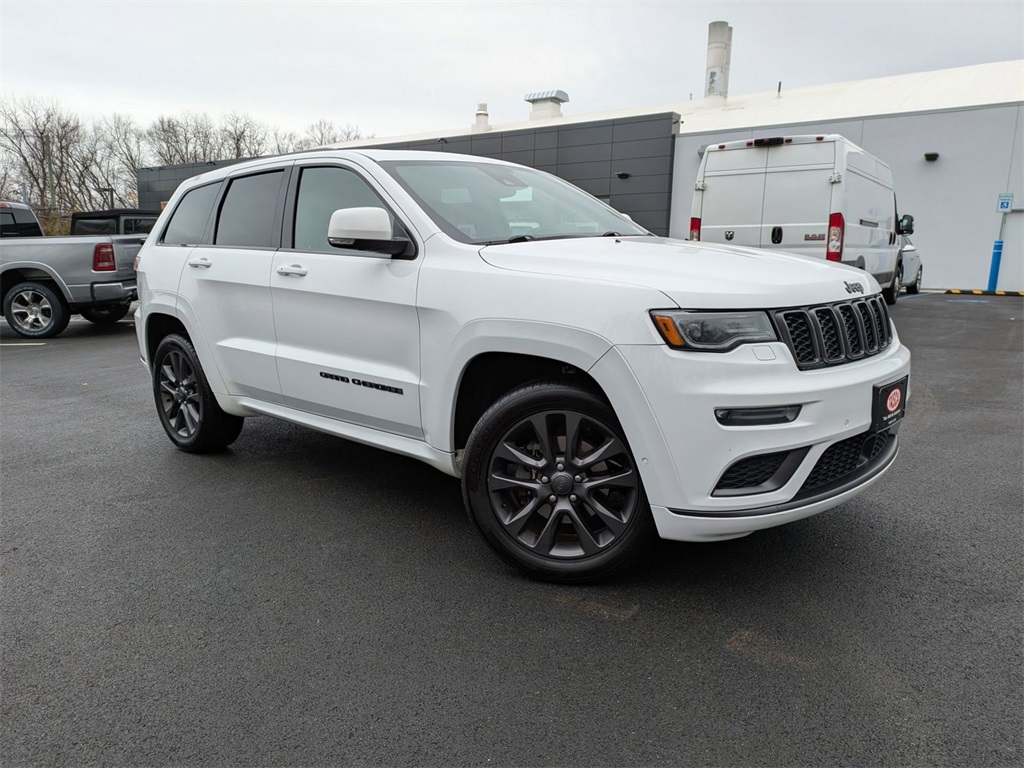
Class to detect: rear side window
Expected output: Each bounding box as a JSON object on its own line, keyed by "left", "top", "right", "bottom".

{"left": 0, "top": 209, "right": 43, "bottom": 237}
{"left": 73, "top": 218, "right": 117, "bottom": 236}
{"left": 293, "top": 166, "right": 404, "bottom": 253}
{"left": 215, "top": 171, "right": 285, "bottom": 248}
{"left": 163, "top": 183, "right": 220, "bottom": 246}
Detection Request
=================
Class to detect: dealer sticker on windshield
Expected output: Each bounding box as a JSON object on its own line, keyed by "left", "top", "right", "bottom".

{"left": 872, "top": 376, "right": 908, "bottom": 432}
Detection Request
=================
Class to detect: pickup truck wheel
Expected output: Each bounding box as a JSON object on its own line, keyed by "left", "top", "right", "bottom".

{"left": 883, "top": 262, "right": 902, "bottom": 305}
{"left": 3, "top": 281, "right": 71, "bottom": 339}
{"left": 152, "top": 334, "right": 243, "bottom": 453}
{"left": 462, "top": 380, "right": 654, "bottom": 583}
{"left": 81, "top": 303, "right": 131, "bottom": 324}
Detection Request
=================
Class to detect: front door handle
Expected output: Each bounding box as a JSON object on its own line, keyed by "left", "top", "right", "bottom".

{"left": 276, "top": 264, "right": 308, "bottom": 277}
{"left": 771, "top": 226, "right": 783, "bottom": 245}
{"left": 187, "top": 256, "right": 212, "bottom": 269}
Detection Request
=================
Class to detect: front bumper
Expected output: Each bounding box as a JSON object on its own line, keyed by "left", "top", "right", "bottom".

{"left": 590, "top": 334, "right": 911, "bottom": 542}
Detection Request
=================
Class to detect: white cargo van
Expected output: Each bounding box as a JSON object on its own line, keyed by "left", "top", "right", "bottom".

{"left": 690, "top": 134, "right": 915, "bottom": 304}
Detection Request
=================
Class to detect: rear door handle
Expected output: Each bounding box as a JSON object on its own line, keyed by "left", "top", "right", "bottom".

{"left": 276, "top": 264, "right": 308, "bottom": 277}
{"left": 187, "top": 256, "right": 212, "bottom": 269}
{"left": 771, "top": 226, "right": 783, "bottom": 245}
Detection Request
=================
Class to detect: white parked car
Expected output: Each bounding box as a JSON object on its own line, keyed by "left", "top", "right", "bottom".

{"left": 135, "top": 150, "right": 911, "bottom": 582}
{"left": 690, "top": 134, "right": 915, "bottom": 306}
{"left": 899, "top": 235, "right": 923, "bottom": 294}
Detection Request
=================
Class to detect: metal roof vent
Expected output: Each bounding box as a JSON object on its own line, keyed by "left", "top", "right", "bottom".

{"left": 472, "top": 103, "right": 490, "bottom": 133}
{"left": 525, "top": 90, "right": 569, "bottom": 120}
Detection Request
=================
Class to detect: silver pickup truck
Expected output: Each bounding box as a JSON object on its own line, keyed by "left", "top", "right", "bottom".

{"left": 1, "top": 234, "right": 142, "bottom": 338}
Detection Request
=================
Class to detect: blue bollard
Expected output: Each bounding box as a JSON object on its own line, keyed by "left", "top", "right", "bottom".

{"left": 987, "top": 240, "right": 1004, "bottom": 292}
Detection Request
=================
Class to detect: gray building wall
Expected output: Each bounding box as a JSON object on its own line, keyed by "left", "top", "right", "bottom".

{"left": 136, "top": 113, "right": 678, "bottom": 236}
{"left": 671, "top": 104, "right": 1024, "bottom": 291}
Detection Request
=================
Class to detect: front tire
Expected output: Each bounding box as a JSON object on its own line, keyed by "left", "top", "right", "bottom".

{"left": 883, "top": 261, "right": 902, "bottom": 305}
{"left": 3, "top": 281, "right": 71, "bottom": 338}
{"left": 81, "top": 303, "right": 131, "bottom": 324}
{"left": 462, "top": 380, "right": 655, "bottom": 583}
{"left": 907, "top": 267, "right": 922, "bottom": 294}
{"left": 152, "top": 333, "right": 244, "bottom": 453}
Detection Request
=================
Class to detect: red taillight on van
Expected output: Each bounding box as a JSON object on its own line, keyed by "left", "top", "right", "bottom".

{"left": 827, "top": 213, "right": 844, "bottom": 261}
{"left": 93, "top": 243, "right": 116, "bottom": 271}
{"left": 689, "top": 217, "right": 701, "bottom": 241}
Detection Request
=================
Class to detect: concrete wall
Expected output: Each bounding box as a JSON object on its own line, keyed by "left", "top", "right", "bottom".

{"left": 670, "top": 104, "right": 1024, "bottom": 291}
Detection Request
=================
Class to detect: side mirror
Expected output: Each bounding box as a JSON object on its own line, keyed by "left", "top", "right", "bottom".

{"left": 897, "top": 214, "right": 915, "bottom": 235}
{"left": 328, "top": 207, "right": 411, "bottom": 257}
{"left": 901, "top": 243, "right": 917, "bottom": 253}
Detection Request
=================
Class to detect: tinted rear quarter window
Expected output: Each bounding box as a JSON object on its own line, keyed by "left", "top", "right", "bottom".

{"left": 73, "top": 218, "right": 117, "bottom": 236}
{"left": 215, "top": 171, "right": 284, "bottom": 248}
{"left": 163, "top": 184, "right": 220, "bottom": 246}
{"left": 124, "top": 218, "right": 157, "bottom": 235}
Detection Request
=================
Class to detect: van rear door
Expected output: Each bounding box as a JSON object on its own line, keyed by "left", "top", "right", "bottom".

{"left": 759, "top": 141, "right": 836, "bottom": 257}
{"left": 696, "top": 146, "right": 769, "bottom": 248}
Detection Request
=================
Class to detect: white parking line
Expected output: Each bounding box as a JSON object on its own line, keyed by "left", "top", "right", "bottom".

{"left": 0, "top": 342, "right": 47, "bottom": 346}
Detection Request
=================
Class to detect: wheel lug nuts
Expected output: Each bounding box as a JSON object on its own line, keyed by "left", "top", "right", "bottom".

{"left": 574, "top": 475, "right": 582, "bottom": 482}
{"left": 548, "top": 495, "right": 557, "bottom": 503}
{"left": 556, "top": 462, "right": 564, "bottom": 470}
{"left": 569, "top": 494, "right": 578, "bottom": 502}
{"left": 541, "top": 476, "right": 549, "bottom": 484}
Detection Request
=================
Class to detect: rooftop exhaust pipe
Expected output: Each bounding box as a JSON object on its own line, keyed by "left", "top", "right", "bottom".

{"left": 705, "top": 21, "right": 733, "bottom": 99}
{"left": 525, "top": 90, "right": 569, "bottom": 120}
{"left": 472, "top": 103, "right": 490, "bottom": 133}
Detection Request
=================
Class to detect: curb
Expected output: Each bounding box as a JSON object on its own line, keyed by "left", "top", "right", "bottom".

{"left": 945, "top": 289, "right": 1024, "bottom": 297}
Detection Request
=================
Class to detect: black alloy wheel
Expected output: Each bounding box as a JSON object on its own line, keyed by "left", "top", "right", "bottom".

{"left": 151, "top": 334, "right": 244, "bottom": 453}
{"left": 463, "top": 380, "right": 654, "bottom": 582}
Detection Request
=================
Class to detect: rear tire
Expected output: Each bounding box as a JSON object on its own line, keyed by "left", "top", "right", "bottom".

{"left": 81, "top": 303, "right": 131, "bottom": 324}
{"left": 3, "top": 281, "right": 71, "bottom": 339}
{"left": 907, "top": 267, "right": 922, "bottom": 295}
{"left": 152, "top": 333, "right": 244, "bottom": 453}
{"left": 462, "top": 379, "right": 655, "bottom": 583}
{"left": 883, "top": 262, "right": 902, "bottom": 305}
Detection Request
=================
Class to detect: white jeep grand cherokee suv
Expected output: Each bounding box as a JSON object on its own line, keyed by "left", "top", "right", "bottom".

{"left": 136, "top": 150, "right": 910, "bottom": 582}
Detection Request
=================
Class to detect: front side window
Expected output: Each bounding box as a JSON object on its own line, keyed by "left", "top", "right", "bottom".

{"left": 293, "top": 166, "right": 403, "bottom": 253}
{"left": 124, "top": 217, "right": 157, "bottom": 235}
{"left": 215, "top": 170, "right": 285, "bottom": 248}
{"left": 163, "top": 183, "right": 220, "bottom": 246}
{"left": 379, "top": 160, "right": 647, "bottom": 245}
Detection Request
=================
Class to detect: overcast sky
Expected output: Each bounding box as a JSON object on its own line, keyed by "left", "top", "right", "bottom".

{"left": 2, "top": 0, "right": 1022, "bottom": 139}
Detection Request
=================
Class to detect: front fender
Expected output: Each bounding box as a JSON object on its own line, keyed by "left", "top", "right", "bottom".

{"left": 421, "top": 318, "right": 614, "bottom": 452}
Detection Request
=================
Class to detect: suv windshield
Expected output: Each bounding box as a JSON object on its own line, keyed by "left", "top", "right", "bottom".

{"left": 379, "top": 160, "right": 648, "bottom": 245}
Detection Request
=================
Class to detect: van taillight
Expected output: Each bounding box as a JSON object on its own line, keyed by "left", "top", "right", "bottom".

{"left": 689, "top": 217, "right": 701, "bottom": 241}
{"left": 93, "top": 243, "right": 116, "bottom": 271}
{"left": 827, "top": 213, "right": 844, "bottom": 261}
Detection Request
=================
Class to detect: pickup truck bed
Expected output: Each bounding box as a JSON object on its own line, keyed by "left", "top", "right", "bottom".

{"left": 0, "top": 234, "right": 143, "bottom": 338}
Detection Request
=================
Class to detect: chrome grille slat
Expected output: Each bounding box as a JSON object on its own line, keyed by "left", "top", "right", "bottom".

{"left": 774, "top": 295, "right": 894, "bottom": 370}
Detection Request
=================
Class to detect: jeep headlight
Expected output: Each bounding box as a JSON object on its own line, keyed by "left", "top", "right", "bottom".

{"left": 651, "top": 310, "right": 777, "bottom": 352}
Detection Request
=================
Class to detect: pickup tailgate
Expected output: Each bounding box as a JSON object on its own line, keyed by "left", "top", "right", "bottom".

{"left": 109, "top": 235, "right": 144, "bottom": 282}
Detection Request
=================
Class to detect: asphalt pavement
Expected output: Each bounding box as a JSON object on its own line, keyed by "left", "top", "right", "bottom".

{"left": 1, "top": 294, "right": 1021, "bottom": 766}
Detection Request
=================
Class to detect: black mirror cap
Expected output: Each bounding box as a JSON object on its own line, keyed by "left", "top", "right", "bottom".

{"left": 897, "top": 214, "right": 915, "bottom": 236}
{"left": 328, "top": 236, "right": 416, "bottom": 258}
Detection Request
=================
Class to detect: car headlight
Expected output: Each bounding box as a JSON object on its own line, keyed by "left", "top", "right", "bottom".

{"left": 650, "top": 310, "right": 777, "bottom": 352}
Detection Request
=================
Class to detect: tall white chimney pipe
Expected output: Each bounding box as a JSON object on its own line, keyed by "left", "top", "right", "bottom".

{"left": 705, "top": 21, "right": 733, "bottom": 99}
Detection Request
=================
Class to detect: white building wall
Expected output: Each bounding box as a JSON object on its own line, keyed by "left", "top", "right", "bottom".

{"left": 670, "top": 104, "right": 1024, "bottom": 291}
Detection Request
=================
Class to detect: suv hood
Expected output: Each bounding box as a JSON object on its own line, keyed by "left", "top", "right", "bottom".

{"left": 480, "top": 236, "right": 880, "bottom": 308}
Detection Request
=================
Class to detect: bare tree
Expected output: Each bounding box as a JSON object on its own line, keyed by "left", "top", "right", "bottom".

{"left": 301, "top": 119, "right": 366, "bottom": 148}
{"left": 145, "top": 112, "right": 222, "bottom": 165}
{"left": 220, "top": 111, "right": 269, "bottom": 159}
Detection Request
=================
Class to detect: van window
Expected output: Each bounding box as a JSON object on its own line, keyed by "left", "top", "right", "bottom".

{"left": 215, "top": 171, "right": 284, "bottom": 248}
{"left": 163, "top": 183, "right": 220, "bottom": 246}
{"left": 293, "top": 166, "right": 403, "bottom": 253}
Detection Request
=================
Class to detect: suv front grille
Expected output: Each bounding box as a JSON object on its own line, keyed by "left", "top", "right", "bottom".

{"left": 775, "top": 295, "right": 892, "bottom": 370}
{"left": 716, "top": 451, "right": 790, "bottom": 491}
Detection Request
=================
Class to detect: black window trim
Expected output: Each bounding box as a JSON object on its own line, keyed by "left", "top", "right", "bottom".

{"left": 281, "top": 160, "right": 420, "bottom": 260}
{"left": 157, "top": 179, "right": 224, "bottom": 247}
{"left": 209, "top": 165, "right": 292, "bottom": 251}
